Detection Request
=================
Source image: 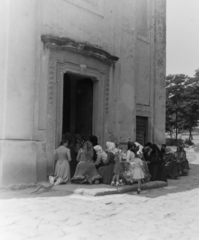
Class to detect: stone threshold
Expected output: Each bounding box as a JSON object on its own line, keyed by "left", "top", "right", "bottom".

{"left": 0, "top": 181, "right": 168, "bottom": 196}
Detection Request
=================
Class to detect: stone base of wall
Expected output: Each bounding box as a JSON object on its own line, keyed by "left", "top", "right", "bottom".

{"left": 0, "top": 140, "right": 47, "bottom": 186}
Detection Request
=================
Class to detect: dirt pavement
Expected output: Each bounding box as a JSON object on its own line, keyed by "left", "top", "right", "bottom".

{"left": 0, "top": 152, "right": 199, "bottom": 240}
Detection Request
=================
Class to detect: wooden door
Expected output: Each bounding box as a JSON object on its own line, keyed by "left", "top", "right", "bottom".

{"left": 76, "top": 79, "right": 93, "bottom": 139}
{"left": 136, "top": 116, "right": 148, "bottom": 146}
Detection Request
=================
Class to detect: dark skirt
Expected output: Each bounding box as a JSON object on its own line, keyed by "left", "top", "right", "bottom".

{"left": 149, "top": 164, "right": 167, "bottom": 182}
{"left": 176, "top": 161, "right": 190, "bottom": 176}
{"left": 163, "top": 161, "right": 179, "bottom": 179}
{"left": 98, "top": 163, "right": 114, "bottom": 184}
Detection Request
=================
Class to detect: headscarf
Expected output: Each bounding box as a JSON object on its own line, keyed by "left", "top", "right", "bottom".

{"left": 93, "top": 145, "right": 103, "bottom": 154}
{"left": 94, "top": 145, "right": 107, "bottom": 160}
{"left": 150, "top": 144, "right": 160, "bottom": 153}
{"left": 135, "top": 142, "right": 143, "bottom": 154}
{"left": 165, "top": 147, "right": 174, "bottom": 154}
{"left": 89, "top": 135, "right": 98, "bottom": 147}
{"left": 106, "top": 142, "right": 116, "bottom": 154}
{"left": 145, "top": 142, "right": 152, "bottom": 147}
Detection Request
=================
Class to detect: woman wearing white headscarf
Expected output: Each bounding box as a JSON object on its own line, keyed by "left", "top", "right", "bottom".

{"left": 98, "top": 142, "right": 116, "bottom": 184}
{"left": 93, "top": 145, "right": 107, "bottom": 169}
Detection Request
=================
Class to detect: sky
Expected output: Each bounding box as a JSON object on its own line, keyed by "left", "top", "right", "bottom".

{"left": 167, "top": 0, "right": 199, "bottom": 77}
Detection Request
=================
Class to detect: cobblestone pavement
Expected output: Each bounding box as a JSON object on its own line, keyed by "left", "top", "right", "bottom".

{"left": 0, "top": 152, "right": 199, "bottom": 240}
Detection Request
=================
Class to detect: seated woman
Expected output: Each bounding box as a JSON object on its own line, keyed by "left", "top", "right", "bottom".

{"left": 160, "top": 144, "right": 179, "bottom": 179}
{"left": 49, "top": 138, "right": 71, "bottom": 186}
{"left": 174, "top": 145, "right": 190, "bottom": 176}
{"left": 71, "top": 141, "right": 101, "bottom": 184}
{"left": 98, "top": 142, "right": 116, "bottom": 184}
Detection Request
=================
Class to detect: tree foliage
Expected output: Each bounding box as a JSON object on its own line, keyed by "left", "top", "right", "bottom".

{"left": 166, "top": 69, "right": 199, "bottom": 142}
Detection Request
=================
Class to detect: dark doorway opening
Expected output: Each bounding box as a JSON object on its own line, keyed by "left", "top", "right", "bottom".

{"left": 136, "top": 116, "right": 148, "bottom": 146}
{"left": 62, "top": 73, "right": 93, "bottom": 140}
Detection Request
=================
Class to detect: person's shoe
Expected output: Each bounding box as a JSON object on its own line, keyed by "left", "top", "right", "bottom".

{"left": 54, "top": 178, "right": 63, "bottom": 186}
{"left": 49, "top": 176, "right": 54, "bottom": 185}
{"left": 111, "top": 181, "right": 115, "bottom": 186}
{"left": 94, "top": 180, "right": 99, "bottom": 184}
{"left": 116, "top": 182, "right": 119, "bottom": 187}
{"left": 137, "top": 189, "right": 141, "bottom": 194}
{"left": 87, "top": 178, "right": 93, "bottom": 184}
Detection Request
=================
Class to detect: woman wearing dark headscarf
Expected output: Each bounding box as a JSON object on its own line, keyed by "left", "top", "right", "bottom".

{"left": 143, "top": 143, "right": 167, "bottom": 182}
{"left": 174, "top": 145, "right": 190, "bottom": 176}
{"left": 160, "top": 144, "right": 179, "bottom": 179}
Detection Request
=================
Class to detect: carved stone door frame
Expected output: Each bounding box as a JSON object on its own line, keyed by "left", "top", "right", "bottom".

{"left": 56, "top": 62, "right": 106, "bottom": 148}
{"left": 42, "top": 36, "right": 119, "bottom": 174}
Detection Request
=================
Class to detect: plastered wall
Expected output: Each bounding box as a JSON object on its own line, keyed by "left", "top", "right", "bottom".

{"left": 0, "top": 0, "right": 166, "bottom": 185}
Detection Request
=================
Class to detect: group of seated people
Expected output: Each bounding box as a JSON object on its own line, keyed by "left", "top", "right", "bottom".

{"left": 160, "top": 144, "right": 190, "bottom": 179}
{"left": 49, "top": 133, "right": 190, "bottom": 190}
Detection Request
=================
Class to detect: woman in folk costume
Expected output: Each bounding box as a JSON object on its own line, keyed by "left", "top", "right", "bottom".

{"left": 49, "top": 138, "right": 71, "bottom": 186}
{"left": 71, "top": 141, "right": 101, "bottom": 184}
{"left": 98, "top": 142, "right": 116, "bottom": 184}
{"left": 143, "top": 143, "right": 167, "bottom": 182}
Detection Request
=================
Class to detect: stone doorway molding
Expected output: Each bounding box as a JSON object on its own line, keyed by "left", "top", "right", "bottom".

{"left": 41, "top": 36, "right": 119, "bottom": 174}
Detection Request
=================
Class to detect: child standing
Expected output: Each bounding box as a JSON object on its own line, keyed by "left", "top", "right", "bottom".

{"left": 111, "top": 145, "right": 125, "bottom": 186}
{"left": 123, "top": 142, "right": 145, "bottom": 193}
{"left": 123, "top": 141, "right": 136, "bottom": 184}
{"left": 132, "top": 150, "right": 145, "bottom": 194}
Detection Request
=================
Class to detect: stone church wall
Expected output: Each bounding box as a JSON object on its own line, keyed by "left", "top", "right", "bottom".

{"left": 0, "top": 0, "right": 166, "bottom": 185}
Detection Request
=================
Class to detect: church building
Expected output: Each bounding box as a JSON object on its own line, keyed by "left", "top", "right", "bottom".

{"left": 0, "top": 0, "right": 166, "bottom": 185}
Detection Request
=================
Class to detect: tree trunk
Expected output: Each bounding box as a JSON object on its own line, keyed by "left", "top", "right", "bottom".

{"left": 189, "top": 129, "right": 193, "bottom": 142}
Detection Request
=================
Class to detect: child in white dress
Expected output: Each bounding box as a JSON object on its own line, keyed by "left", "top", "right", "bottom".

{"left": 124, "top": 141, "right": 136, "bottom": 184}
{"left": 133, "top": 154, "right": 145, "bottom": 194}
{"left": 125, "top": 142, "right": 144, "bottom": 193}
